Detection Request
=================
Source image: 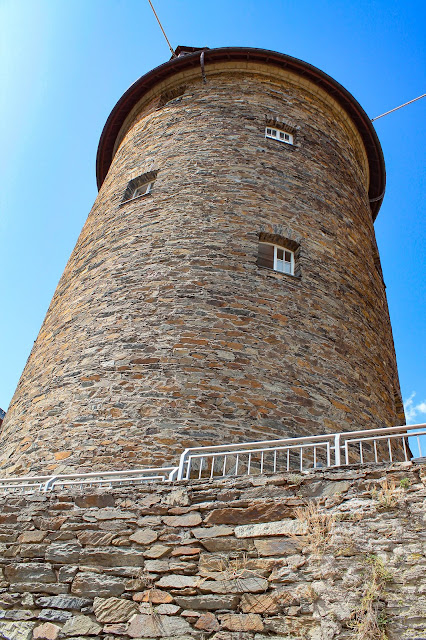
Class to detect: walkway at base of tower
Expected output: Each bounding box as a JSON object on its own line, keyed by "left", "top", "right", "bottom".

{"left": 0, "top": 423, "right": 424, "bottom": 494}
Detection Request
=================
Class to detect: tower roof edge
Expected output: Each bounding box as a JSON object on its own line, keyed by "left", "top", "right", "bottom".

{"left": 96, "top": 46, "right": 385, "bottom": 219}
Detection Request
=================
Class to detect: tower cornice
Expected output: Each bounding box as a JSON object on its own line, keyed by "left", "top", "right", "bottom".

{"left": 96, "top": 46, "right": 385, "bottom": 218}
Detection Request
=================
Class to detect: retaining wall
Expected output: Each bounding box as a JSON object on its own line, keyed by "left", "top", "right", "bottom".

{"left": 0, "top": 463, "right": 424, "bottom": 640}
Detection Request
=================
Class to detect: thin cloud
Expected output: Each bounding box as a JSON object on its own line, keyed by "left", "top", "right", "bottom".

{"left": 404, "top": 392, "right": 426, "bottom": 425}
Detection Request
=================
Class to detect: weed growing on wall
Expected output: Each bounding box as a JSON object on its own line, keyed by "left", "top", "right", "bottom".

{"left": 348, "top": 555, "right": 393, "bottom": 640}
{"left": 295, "top": 500, "right": 335, "bottom": 554}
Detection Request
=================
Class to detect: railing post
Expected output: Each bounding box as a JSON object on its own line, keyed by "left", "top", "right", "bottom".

{"left": 177, "top": 449, "right": 190, "bottom": 481}
{"left": 334, "top": 434, "right": 341, "bottom": 467}
{"left": 168, "top": 467, "right": 179, "bottom": 482}
{"left": 43, "top": 476, "right": 57, "bottom": 492}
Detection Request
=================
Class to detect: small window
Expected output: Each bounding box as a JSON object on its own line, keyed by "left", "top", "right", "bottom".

{"left": 131, "top": 181, "right": 154, "bottom": 199}
{"left": 257, "top": 234, "right": 300, "bottom": 277}
{"left": 265, "top": 127, "right": 293, "bottom": 145}
{"left": 121, "top": 171, "right": 157, "bottom": 204}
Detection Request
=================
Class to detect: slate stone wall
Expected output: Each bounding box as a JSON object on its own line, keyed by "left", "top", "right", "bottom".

{"left": 0, "top": 61, "right": 404, "bottom": 475}
{"left": 0, "top": 463, "right": 424, "bottom": 639}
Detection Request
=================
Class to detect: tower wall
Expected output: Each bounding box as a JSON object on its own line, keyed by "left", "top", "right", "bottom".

{"left": 0, "top": 56, "right": 404, "bottom": 475}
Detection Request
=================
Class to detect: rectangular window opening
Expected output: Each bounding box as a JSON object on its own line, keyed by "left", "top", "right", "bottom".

{"left": 265, "top": 126, "right": 294, "bottom": 145}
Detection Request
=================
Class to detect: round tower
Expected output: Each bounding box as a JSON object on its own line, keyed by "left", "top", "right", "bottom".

{"left": 0, "top": 47, "right": 404, "bottom": 475}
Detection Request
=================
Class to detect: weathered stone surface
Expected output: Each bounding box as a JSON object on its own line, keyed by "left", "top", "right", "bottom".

{"left": 240, "top": 592, "right": 280, "bottom": 614}
{"left": 221, "top": 614, "right": 264, "bottom": 632}
{"left": 175, "top": 595, "right": 240, "bottom": 611}
{"left": 35, "top": 595, "right": 91, "bottom": 610}
{"left": 45, "top": 543, "right": 81, "bottom": 564}
{"left": 133, "top": 589, "right": 173, "bottom": 604}
{"left": 254, "top": 538, "right": 298, "bottom": 556}
{"left": 93, "top": 596, "right": 138, "bottom": 623}
{"left": 171, "top": 546, "right": 200, "bottom": 556}
{"left": 200, "top": 538, "right": 254, "bottom": 553}
{"left": 127, "top": 614, "right": 193, "bottom": 638}
{"left": 102, "top": 622, "right": 128, "bottom": 635}
{"left": 205, "top": 504, "right": 292, "bottom": 525}
{"left": 235, "top": 519, "right": 307, "bottom": 538}
{"left": 33, "top": 622, "right": 61, "bottom": 639}
{"left": 129, "top": 529, "right": 158, "bottom": 545}
{"left": 0, "top": 610, "right": 34, "bottom": 621}
{"left": 200, "top": 578, "right": 269, "bottom": 594}
{"left": 162, "top": 513, "right": 202, "bottom": 528}
{"left": 0, "top": 621, "right": 35, "bottom": 640}
{"left": 18, "top": 531, "right": 48, "bottom": 544}
{"left": 142, "top": 545, "right": 170, "bottom": 559}
{"left": 61, "top": 614, "right": 102, "bottom": 636}
{"left": 38, "top": 609, "right": 73, "bottom": 623}
{"left": 192, "top": 526, "right": 233, "bottom": 539}
{"left": 195, "top": 612, "right": 220, "bottom": 631}
{"left": 4, "top": 564, "right": 55, "bottom": 584}
{"left": 58, "top": 566, "right": 79, "bottom": 583}
{"left": 80, "top": 548, "right": 145, "bottom": 567}
{"left": 8, "top": 584, "right": 68, "bottom": 595}
{"left": 157, "top": 575, "right": 200, "bottom": 589}
{"left": 0, "top": 465, "right": 424, "bottom": 640}
{"left": 77, "top": 531, "right": 115, "bottom": 546}
{"left": 155, "top": 604, "right": 180, "bottom": 615}
{"left": 71, "top": 573, "right": 126, "bottom": 598}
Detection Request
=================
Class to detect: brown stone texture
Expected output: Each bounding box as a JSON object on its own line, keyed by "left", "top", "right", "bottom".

{"left": 0, "top": 55, "right": 404, "bottom": 475}
{"left": 0, "top": 463, "right": 423, "bottom": 639}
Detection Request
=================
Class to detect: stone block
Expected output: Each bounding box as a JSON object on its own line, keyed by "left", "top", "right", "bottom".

{"left": 143, "top": 545, "right": 170, "bottom": 559}
{"left": 38, "top": 609, "right": 73, "bottom": 623}
{"left": 45, "top": 543, "right": 81, "bottom": 564}
{"left": 240, "top": 592, "right": 280, "bottom": 614}
{"left": 61, "top": 614, "right": 102, "bottom": 636}
{"left": 93, "top": 597, "right": 138, "bottom": 623}
{"left": 191, "top": 525, "right": 234, "bottom": 539}
{"left": 254, "top": 538, "right": 298, "bottom": 556}
{"left": 220, "top": 613, "right": 264, "bottom": 632}
{"left": 127, "top": 614, "right": 193, "bottom": 638}
{"left": 71, "top": 573, "right": 126, "bottom": 598}
{"left": 133, "top": 589, "right": 173, "bottom": 604}
{"left": 156, "top": 575, "right": 200, "bottom": 589}
{"left": 0, "top": 621, "right": 35, "bottom": 640}
{"left": 4, "top": 563, "right": 56, "bottom": 584}
{"left": 18, "top": 531, "right": 48, "bottom": 544}
{"left": 174, "top": 595, "right": 239, "bottom": 611}
{"left": 77, "top": 531, "right": 115, "bottom": 546}
{"left": 35, "top": 595, "right": 92, "bottom": 610}
{"left": 235, "top": 519, "right": 307, "bottom": 538}
{"left": 195, "top": 612, "right": 220, "bottom": 631}
{"left": 162, "top": 513, "right": 202, "bottom": 527}
{"left": 129, "top": 529, "right": 158, "bottom": 545}
{"left": 79, "top": 548, "right": 145, "bottom": 567}
{"left": 33, "top": 622, "right": 61, "bottom": 639}
{"left": 200, "top": 578, "right": 268, "bottom": 594}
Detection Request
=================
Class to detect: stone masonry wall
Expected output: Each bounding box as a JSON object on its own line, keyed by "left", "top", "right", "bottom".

{"left": 0, "top": 60, "right": 404, "bottom": 476}
{"left": 0, "top": 462, "right": 424, "bottom": 640}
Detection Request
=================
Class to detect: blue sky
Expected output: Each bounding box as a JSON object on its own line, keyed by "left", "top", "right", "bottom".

{"left": 1, "top": 1, "right": 425, "bottom": 437}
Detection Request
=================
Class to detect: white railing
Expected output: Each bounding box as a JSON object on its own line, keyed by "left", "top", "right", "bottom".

{"left": 176, "top": 424, "right": 426, "bottom": 480}
{"left": 0, "top": 424, "right": 424, "bottom": 493}
{"left": 0, "top": 466, "right": 178, "bottom": 494}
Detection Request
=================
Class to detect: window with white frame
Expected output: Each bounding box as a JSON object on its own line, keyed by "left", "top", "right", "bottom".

{"left": 121, "top": 171, "right": 157, "bottom": 204}
{"left": 265, "top": 127, "right": 293, "bottom": 145}
{"left": 131, "top": 181, "right": 154, "bottom": 199}
{"left": 257, "top": 239, "right": 297, "bottom": 276}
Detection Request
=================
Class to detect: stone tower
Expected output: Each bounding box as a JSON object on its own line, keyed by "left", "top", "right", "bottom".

{"left": 0, "top": 47, "right": 404, "bottom": 476}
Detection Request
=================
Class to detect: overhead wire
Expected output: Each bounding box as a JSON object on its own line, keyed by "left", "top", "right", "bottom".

{"left": 371, "top": 93, "right": 426, "bottom": 121}
{"left": 147, "top": 0, "right": 176, "bottom": 58}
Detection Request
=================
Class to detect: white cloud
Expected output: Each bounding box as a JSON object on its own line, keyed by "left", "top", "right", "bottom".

{"left": 404, "top": 392, "right": 426, "bottom": 425}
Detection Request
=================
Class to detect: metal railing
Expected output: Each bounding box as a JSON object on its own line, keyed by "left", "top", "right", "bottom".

{"left": 176, "top": 424, "right": 426, "bottom": 480}
{"left": 0, "top": 466, "right": 178, "bottom": 494}
{"left": 0, "top": 424, "right": 424, "bottom": 493}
